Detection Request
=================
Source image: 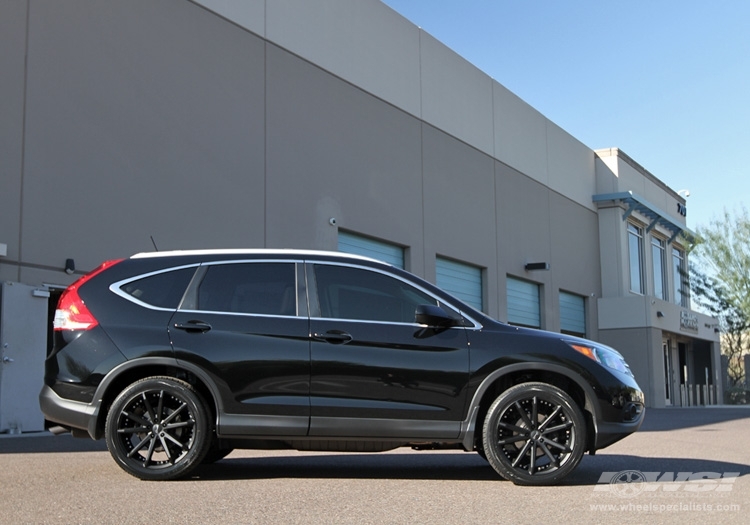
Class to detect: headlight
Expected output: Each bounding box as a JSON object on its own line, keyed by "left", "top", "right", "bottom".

{"left": 567, "top": 342, "right": 633, "bottom": 377}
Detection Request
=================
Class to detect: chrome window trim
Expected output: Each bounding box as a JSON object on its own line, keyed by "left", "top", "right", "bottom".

{"left": 109, "top": 257, "right": 482, "bottom": 328}
{"left": 176, "top": 308, "right": 303, "bottom": 320}
{"left": 308, "top": 315, "right": 472, "bottom": 330}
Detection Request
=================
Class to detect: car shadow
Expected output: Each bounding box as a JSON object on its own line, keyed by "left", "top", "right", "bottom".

{"left": 190, "top": 451, "right": 750, "bottom": 484}
{"left": 639, "top": 407, "right": 750, "bottom": 432}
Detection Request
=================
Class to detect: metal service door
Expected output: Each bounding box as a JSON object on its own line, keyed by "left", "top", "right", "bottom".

{"left": 0, "top": 282, "right": 48, "bottom": 433}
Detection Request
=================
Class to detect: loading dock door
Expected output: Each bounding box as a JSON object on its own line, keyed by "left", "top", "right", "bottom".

{"left": 0, "top": 282, "right": 47, "bottom": 433}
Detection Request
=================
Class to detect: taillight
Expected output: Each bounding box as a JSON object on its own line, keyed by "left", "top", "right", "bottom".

{"left": 53, "top": 259, "right": 124, "bottom": 331}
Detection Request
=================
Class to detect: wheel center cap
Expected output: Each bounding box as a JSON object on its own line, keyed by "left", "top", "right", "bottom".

{"left": 530, "top": 429, "right": 542, "bottom": 441}
{"left": 152, "top": 424, "right": 162, "bottom": 434}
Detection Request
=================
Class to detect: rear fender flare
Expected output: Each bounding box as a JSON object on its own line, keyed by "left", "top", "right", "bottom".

{"left": 88, "top": 357, "right": 224, "bottom": 439}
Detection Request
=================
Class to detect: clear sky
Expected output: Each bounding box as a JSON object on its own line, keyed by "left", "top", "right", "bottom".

{"left": 381, "top": 0, "right": 750, "bottom": 231}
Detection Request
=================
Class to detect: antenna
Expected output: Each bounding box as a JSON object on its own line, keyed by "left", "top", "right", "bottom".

{"left": 150, "top": 235, "right": 159, "bottom": 251}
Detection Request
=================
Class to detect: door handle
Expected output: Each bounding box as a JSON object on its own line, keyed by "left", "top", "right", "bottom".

{"left": 312, "top": 330, "right": 353, "bottom": 344}
{"left": 173, "top": 320, "right": 212, "bottom": 333}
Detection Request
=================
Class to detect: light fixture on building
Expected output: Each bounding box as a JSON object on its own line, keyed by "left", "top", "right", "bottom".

{"left": 524, "top": 262, "right": 549, "bottom": 271}
{"left": 656, "top": 311, "right": 665, "bottom": 318}
{"left": 677, "top": 189, "right": 690, "bottom": 198}
{"left": 64, "top": 258, "right": 76, "bottom": 275}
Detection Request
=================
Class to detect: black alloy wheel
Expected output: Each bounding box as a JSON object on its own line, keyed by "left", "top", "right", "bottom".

{"left": 105, "top": 376, "right": 211, "bottom": 481}
{"left": 482, "top": 382, "right": 586, "bottom": 486}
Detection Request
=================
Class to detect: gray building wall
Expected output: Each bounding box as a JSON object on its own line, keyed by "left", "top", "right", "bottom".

{"left": 0, "top": 0, "right": 721, "bottom": 409}
{"left": 1, "top": 0, "right": 600, "bottom": 325}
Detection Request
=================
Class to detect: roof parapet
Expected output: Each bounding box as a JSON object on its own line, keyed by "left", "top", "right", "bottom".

{"left": 593, "top": 191, "right": 695, "bottom": 244}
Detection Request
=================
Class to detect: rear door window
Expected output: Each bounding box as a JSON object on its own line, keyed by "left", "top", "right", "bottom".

{"left": 195, "top": 262, "right": 296, "bottom": 316}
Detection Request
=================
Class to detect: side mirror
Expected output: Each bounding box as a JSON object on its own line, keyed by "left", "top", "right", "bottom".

{"left": 415, "top": 304, "right": 459, "bottom": 327}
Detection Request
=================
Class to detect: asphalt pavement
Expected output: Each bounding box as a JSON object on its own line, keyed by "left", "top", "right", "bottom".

{"left": 1, "top": 407, "right": 748, "bottom": 524}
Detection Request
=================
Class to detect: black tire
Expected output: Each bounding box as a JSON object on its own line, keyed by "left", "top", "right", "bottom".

{"left": 482, "top": 382, "right": 586, "bottom": 486}
{"left": 105, "top": 376, "right": 211, "bottom": 481}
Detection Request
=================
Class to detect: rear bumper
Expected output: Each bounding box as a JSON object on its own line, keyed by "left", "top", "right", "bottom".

{"left": 39, "top": 385, "right": 101, "bottom": 439}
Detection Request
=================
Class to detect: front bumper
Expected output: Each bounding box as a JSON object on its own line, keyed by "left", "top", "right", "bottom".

{"left": 593, "top": 406, "right": 645, "bottom": 450}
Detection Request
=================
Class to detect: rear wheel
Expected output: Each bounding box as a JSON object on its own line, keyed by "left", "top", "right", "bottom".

{"left": 482, "top": 382, "right": 586, "bottom": 486}
{"left": 105, "top": 376, "right": 211, "bottom": 480}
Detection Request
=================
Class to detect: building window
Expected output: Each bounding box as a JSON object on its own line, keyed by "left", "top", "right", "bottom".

{"left": 436, "top": 257, "right": 483, "bottom": 312}
{"left": 559, "top": 291, "right": 586, "bottom": 337}
{"left": 628, "top": 223, "right": 645, "bottom": 294}
{"left": 672, "top": 247, "right": 688, "bottom": 307}
{"left": 651, "top": 236, "right": 668, "bottom": 300}
{"left": 507, "top": 277, "right": 540, "bottom": 328}
{"left": 338, "top": 231, "right": 405, "bottom": 269}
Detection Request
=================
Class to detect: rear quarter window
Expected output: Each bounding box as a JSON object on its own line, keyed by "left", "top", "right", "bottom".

{"left": 120, "top": 267, "right": 196, "bottom": 308}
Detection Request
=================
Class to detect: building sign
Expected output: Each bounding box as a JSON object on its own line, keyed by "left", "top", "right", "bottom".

{"left": 680, "top": 310, "right": 699, "bottom": 332}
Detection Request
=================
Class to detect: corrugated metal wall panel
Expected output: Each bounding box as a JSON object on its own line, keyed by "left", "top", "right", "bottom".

{"left": 436, "top": 257, "right": 482, "bottom": 311}
{"left": 338, "top": 231, "right": 404, "bottom": 269}
{"left": 507, "top": 277, "right": 540, "bottom": 328}
{"left": 560, "top": 291, "right": 586, "bottom": 335}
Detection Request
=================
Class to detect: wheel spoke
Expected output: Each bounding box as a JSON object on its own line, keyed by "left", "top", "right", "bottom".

{"left": 143, "top": 433, "right": 158, "bottom": 467}
{"left": 511, "top": 439, "right": 533, "bottom": 468}
{"left": 528, "top": 441, "right": 537, "bottom": 475}
{"left": 163, "top": 421, "right": 193, "bottom": 433}
{"left": 531, "top": 396, "right": 538, "bottom": 429}
{"left": 160, "top": 402, "right": 188, "bottom": 426}
{"left": 122, "top": 410, "right": 150, "bottom": 428}
{"left": 162, "top": 431, "right": 186, "bottom": 450}
{"left": 498, "top": 421, "right": 529, "bottom": 434}
{"left": 117, "top": 426, "right": 149, "bottom": 434}
{"left": 543, "top": 438, "right": 571, "bottom": 453}
{"left": 158, "top": 434, "right": 173, "bottom": 462}
{"left": 538, "top": 405, "right": 562, "bottom": 431}
{"left": 127, "top": 434, "right": 153, "bottom": 459}
{"left": 141, "top": 392, "right": 157, "bottom": 423}
{"left": 514, "top": 401, "right": 533, "bottom": 429}
{"left": 538, "top": 441, "right": 560, "bottom": 468}
{"left": 155, "top": 390, "right": 165, "bottom": 423}
{"left": 497, "top": 434, "right": 528, "bottom": 446}
{"left": 542, "top": 421, "right": 574, "bottom": 434}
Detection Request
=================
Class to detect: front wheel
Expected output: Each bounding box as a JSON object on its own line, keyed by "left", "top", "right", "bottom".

{"left": 105, "top": 376, "right": 211, "bottom": 481}
{"left": 482, "top": 382, "right": 586, "bottom": 486}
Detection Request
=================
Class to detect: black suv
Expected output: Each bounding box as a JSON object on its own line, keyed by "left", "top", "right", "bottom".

{"left": 40, "top": 250, "right": 644, "bottom": 485}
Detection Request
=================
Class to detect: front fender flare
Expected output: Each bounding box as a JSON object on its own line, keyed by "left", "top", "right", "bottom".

{"left": 459, "top": 362, "right": 602, "bottom": 451}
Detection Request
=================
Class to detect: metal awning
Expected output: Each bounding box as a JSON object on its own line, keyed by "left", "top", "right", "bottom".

{"left": 593, "top": 191, "right": 694, "bottom": 244}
